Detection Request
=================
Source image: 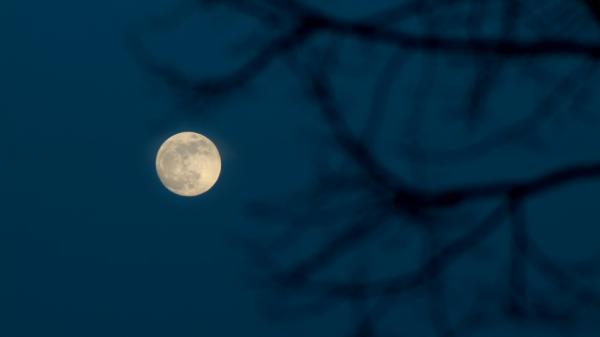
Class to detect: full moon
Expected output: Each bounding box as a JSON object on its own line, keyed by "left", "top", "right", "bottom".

{"left": 155, "top": 132, "right": 221, "bottom": 197}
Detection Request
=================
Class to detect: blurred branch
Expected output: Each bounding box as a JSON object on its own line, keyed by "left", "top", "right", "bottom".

{"left": 272, "top": 202, "right": 509, "bottom": 298}
{"left": 139, "top": 1, "right": 600, "bottom": 335}
{"left": 135, "top": 1, "right": 600, "bottom": 105}
{"left": 401, "top": 61, "right": 598, "bottom": 164}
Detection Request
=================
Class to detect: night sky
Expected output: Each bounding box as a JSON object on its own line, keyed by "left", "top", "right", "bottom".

{"left": 2, "top": 1, "right": 600, "bottom": 336}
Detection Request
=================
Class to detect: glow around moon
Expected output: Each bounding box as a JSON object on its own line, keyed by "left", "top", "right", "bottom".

{"left": 155, "top": 132, "right": 221, "bottom": 197}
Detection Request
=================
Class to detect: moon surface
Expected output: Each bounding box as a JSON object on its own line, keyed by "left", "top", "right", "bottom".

{"left": 155, "top": 132, "right": 221, "bottom": 197}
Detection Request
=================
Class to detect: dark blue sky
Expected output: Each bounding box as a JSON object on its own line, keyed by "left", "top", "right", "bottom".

{"left": 2, "top": 0, "right": 364, "bottom": 335}
{"left": 2, "top": 1, "right": 600, "bottom": 336}
{"left": 0, "top": 1, "right": 300, "bottom": 336}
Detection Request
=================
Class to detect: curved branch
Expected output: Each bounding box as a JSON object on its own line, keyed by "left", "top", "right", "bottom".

{"left": 274, "top": 201, "right": 508, "bottom": 298}
{"left": 398, "top": 61, "right": 598, "bottom": 165}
